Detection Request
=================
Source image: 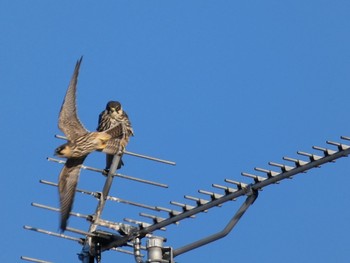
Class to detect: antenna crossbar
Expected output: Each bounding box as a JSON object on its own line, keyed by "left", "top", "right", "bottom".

{"left": 39, "top": 180, "right": 160, "bottom": 211}
{"left": 23, "top": 225, "right": 83, "bottom": 243}
{"left": 47, "top": 157, "right": 168, "bottom": 188}
{"left": 20, "top": 256, "right": 53, "bottom": 263}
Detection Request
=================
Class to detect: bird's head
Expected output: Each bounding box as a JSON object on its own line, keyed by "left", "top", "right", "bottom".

{"left": 106, "top": 101, "right": 123, "bottom": 116}
{"left": 55, "top": 143, "right": 72, "bottom": 158}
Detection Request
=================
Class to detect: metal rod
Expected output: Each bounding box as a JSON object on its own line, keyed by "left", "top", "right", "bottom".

{"left": 47, "top": 157, "right": 168, "bottom": 188}
{"left": 212, "top": 184, "right": 237, "bottom": 194}
{"left": 283, "top": 156, "right": 308, "bottom": 166}
{"left": 40, "top": 180, "right": 160, "bottom": 211}
{"left": 224, "top": 179, "right": 248, "bottom": 189}
{"left": 241, "top": 172, "right": 266, "bottom": 183}
{"left": 170, "top": 201, "right": 194, "bottom": 210}
{"left": 55, "top": 134, "right": 67, "bottom": 140}
{"left": 124, "top": 150, "right": 176, "bottom": 166}
{"left": 327, "top": 141, "right": 350, "bottom": 151}
{"left": 170, "top": 202, "right": 196, "bottom": 218}
{"left": 110, "top": 247, "right": 139, "bottom": 256}
{"left": 112, "top": 173, "right": 168, "bottom": 188}
{"left": 66, "top": 227, "right": 95, "bottom": 237}
{"left": 81, "top": 152, "right": 123, "bottom": 262}
{"left": 106, "top": 195, "right": 160, "bottom": 211}
{"left": 184, "top": 195, "right": 209, "bottom": 205}
{"left": 20, "top": 256, "right": 53, "bottom": 263}
{"left": 156, "top": 206, "right": 182, "bottom": 217}
{"left": 268, "top": 162, "right": 294, "bottom": 172}
{"left": 31, "top": 202, "right": 89, "bottom": 219}
{"left": 184, "top": 195, "right": 209, "bottom": 211}
{"left": 40, "top": 179, "right": 101, "bottom": 198}
{"left": 312, "top": 146, "right": 337, "bottom": 156}
{"left": 198, "top": 190, "right": 223, "bottom": 199}
{"left": 23, "top": 225, "right": 82, "bottom": 243}
{"left": 297, "top": 151, "right": 323, "bottom": 160}
{"left": 173, "top": 192, "right": 258, "bottom": 257}
{"left": 124, "top": 218, "right": 152, "bottom": 228}
{"left": 139, "top": 213, "right": 166, "bottom": 223}
{"left": 254, "top": 167, "right": 280, "bottom": 177}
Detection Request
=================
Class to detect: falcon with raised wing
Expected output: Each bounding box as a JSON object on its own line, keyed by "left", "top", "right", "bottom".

{"left": 97, "top": 100, "right": 134, "bottom": 172}
{"left": 55, "top": 57, "right": 123, "bottom": 231}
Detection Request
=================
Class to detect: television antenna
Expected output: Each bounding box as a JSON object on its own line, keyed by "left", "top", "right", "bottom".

{"left": 22, "top": 135, "right": 350, "bottom": 262}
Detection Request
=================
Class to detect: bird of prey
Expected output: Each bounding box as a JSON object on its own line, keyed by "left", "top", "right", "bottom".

{"left": 55, "top": 57, "right": 123, "bottom": 231}
{"left": 97, "top": 100, "right": 134, "bottom": 172}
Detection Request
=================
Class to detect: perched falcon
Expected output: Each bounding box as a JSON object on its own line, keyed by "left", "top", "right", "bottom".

{"left": 97, "top": 101, "right": 134, "bottom": 172}
{"left": 55, "top": 57, "right": 123, "bottom": 231}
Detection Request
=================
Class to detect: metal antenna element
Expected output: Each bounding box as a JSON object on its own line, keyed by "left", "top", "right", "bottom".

{"left": 23, "top": 136, "right": 350, "bottom": 263}
{"left": 20, "top": 257, "right": 53, "bottom": 263}
{"left": 47, "top": 157, "right": 169, "bottom": 188}
{"left": 23, "top": 225, "right": 83, "bottom": 243}
{"left": 39, "top": 180, "right": 160, "bottom": 211}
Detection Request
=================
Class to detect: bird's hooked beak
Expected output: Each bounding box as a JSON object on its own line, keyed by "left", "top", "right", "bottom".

{"left": 116, "top": 106, "right": 123, "bottom": 114}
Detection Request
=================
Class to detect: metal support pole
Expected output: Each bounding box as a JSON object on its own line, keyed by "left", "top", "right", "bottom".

{"left": 173, "top": 191, "right": 258, "bottom": 257}
{"left": 80, "top": 150, "right": 123, "bottom": 262}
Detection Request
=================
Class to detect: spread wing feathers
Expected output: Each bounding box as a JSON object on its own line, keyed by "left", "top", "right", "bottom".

{"left": 104, "top": 122, "right": 125, "bottom": 139}
{"left": 100, "top": 123, "right": 125, "bottom": 155}
{"left": 58, "top": 156, "right": 86, "bottom": 231}
{"left": 58, "top": 57, "right": 88, "bottom": 141}
{"left": 102, "top": 139, "right": 122, "bottom": 155}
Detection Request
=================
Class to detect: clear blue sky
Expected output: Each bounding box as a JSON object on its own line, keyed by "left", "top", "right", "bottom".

{"left": 2, "top": 1, "right": 350, "bottom": 262}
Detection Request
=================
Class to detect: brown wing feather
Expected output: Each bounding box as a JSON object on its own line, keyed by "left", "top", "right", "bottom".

{"left": 104, "top": 122, "right": 124, "bottom": 139}
{"left": 102, "top": 139, "right": 121, "bottom": 155}
{"left": 58, "top": 156, "right": 86, "bottom": 231}
{"left": 58, "top": 57, "right": 88, "bottom": 141}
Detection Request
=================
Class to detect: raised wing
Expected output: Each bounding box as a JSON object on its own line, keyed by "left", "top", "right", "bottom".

{"left": 58, "top": 156, "right": 86, "bottom": 231}
{"left": 58, "top": 57, "right": 88, "bottom": 141}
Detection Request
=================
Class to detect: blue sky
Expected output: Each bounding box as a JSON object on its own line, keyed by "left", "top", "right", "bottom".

{"left": 2, "top": 1, "right": 350, "bottom": 262}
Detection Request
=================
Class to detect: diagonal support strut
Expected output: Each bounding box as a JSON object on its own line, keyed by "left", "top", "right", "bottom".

{"left": 172, "top": 191, "right": 258, "bottom": 257}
